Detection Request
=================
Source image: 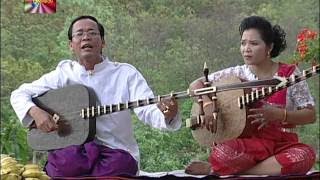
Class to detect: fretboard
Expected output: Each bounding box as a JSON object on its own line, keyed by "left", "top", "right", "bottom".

{"left": 80, "top": 78, "right": 282, "bottom": 119}
{"left": 81, "top": 64, "right": 319, "bottom": 118}
{"left": 237, "top": 65, "right": 319, "bottom": 109}
{"left": 80, "top": 92, "right": 190, "bottom": 118}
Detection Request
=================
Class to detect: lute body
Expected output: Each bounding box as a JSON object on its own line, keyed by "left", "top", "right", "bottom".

{"left": 29, "top": 85, "right": 97, "bottom": 150}
{"left": 188, "top": 65, "right": 319, "bottom": 147}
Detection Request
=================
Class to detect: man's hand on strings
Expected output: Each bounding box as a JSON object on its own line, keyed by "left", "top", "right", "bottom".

{"left": 28, "top": 106, "right": 58, "bottom": 132}
{"left": 248, "top": 102, "right": 285, "bottom": 130}
{"left": 157, "top": 97, "right": 178, "bottom": 123}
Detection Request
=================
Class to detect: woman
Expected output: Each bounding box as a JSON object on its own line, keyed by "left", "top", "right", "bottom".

{"left": 185, "top": 16, "right": 316, "bottom": 176}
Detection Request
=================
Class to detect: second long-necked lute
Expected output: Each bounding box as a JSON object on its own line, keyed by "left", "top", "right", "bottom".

{"left": 187, "top": 64, "right": 319, "bottom": 147}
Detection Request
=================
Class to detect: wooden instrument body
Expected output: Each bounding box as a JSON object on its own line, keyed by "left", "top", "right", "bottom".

{"left": 190, "top": 76, "right": 252, "bottom": 147}
{"left": 28, "top": 85, "right": 97, "bottom": 151}
{"left": 189, "top": 64, "right": 319, "bottom": 147}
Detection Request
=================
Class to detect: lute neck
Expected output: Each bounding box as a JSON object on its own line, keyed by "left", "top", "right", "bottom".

{"left": 80, "top": 91, "right": 191, "bottom": 118}
{"left": 238, "top": 65, "right": 319, "bottom": 109}
{"left": 80, "top": 77, "right": 283, "bottom": 119}
{"left": 81, "top": 64, "right": 319, "bottom": 118}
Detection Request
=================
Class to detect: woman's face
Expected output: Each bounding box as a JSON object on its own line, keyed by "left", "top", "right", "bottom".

{"left": 240, "top": 28, "right": 270, "bottom": 65}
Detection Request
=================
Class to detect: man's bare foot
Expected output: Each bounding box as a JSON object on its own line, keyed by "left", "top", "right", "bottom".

{"left": 185, "top": 160, "right": 212, "bottom": 175}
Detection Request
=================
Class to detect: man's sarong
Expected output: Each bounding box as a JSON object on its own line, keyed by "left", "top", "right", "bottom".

{"left": 45, "top": 141, "right": 138, "bottom": 177}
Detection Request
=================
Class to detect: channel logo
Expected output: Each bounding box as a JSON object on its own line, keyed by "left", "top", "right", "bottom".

{"left": 24, "top": 0, "right": 56, "bottom": 14}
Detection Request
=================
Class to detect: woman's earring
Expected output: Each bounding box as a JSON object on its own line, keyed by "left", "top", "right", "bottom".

{"left": 267, "top": 51, "right": 271, "bottom": 57}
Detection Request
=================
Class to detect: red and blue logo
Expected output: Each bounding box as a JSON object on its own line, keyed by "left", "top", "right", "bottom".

{"left": 24, "top": 0, "right": 56, "bottom": 14}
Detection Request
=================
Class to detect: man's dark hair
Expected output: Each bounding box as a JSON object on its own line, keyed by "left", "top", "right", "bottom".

{"left": 68, "top": 15, "right": 105, "bottom": 40}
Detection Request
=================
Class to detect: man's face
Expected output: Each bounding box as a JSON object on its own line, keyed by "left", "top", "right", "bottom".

{"left": 69, "top": 19, "right": 105, "bottom": 60}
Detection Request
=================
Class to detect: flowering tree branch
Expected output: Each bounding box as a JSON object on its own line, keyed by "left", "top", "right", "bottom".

{"left": 292, "top": 28, "right": 319, "bottom": 65}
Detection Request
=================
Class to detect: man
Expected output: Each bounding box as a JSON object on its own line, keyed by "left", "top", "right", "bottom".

{"left": 10, "top": 15, "right": 181, "bottom": 177}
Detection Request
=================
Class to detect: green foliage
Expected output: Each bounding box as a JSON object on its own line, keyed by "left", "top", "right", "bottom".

{"left": 0, "top": 57, "right": 45, "bottom": 163}
{"left": 255, "top": 0, "right": 319, "bottom": 61}
{"left": 134, "top": 99, "right": 209, "bottom": 171}
{"left": 1, "top": 57, "right": 46, "bottom": 97}
{"left": 298, "top": 74, "right": 319, "bottom": 169}
{"left": 1, "top": 98, "right": 31, "bottom": 163}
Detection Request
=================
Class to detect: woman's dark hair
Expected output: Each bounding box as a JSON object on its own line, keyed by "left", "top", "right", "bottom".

{"left": 239, "top": 16, "right": 286, "bottom": 58}
{"left": 68, "top": 15, "right": 105, "bottom": 40}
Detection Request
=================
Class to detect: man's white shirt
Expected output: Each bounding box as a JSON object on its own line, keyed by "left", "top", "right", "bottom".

{"left": 10, "top": 57, "right": 181, "bottom": 163}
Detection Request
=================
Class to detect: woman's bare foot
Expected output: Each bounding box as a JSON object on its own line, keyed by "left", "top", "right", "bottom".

{"left": 185, "top": 160, "right": 212, "bottom": 175}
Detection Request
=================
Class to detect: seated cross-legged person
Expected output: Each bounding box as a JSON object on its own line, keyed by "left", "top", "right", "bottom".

{"left": 185, "top": 15, "right": 317, "bottom": 176}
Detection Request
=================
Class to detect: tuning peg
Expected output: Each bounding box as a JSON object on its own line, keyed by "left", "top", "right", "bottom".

{"left": 203, "top": 62, "right": 209, "bottom": 83}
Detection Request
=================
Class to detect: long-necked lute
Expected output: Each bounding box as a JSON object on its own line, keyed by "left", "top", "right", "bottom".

{"left": 187, "top": 65, "right": 319, "bottom": 147}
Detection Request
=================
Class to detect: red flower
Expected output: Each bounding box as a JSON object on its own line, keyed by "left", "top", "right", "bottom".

{"left": 296, "top": 28, "right": 318, "bottom": 60}
{"left": 297, "top": 28, "right": 317, "bottom": 42}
